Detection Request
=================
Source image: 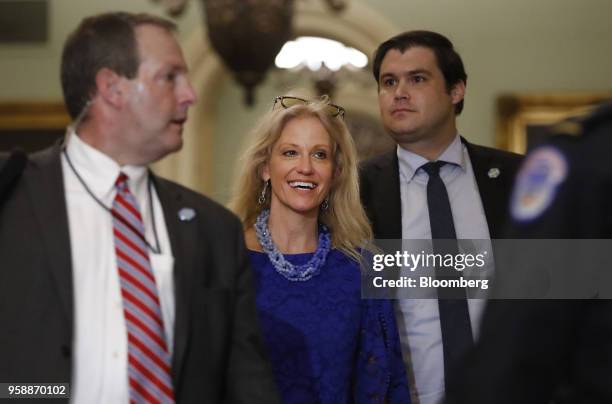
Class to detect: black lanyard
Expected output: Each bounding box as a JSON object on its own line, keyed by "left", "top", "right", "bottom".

{"left": 62, "top": 148, "right": 162, "bottom": 254}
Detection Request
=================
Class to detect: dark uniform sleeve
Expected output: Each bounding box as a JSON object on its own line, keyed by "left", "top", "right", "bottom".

{"left": 505, "top": 114, "right": 612, "bottom": 238}
{"left": 444, "top": 103, "right": 612, "bottom": 404}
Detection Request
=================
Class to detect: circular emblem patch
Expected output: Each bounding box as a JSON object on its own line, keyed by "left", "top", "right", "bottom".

{"left": 511, "top": 146, "right": 568, "bottom": 222}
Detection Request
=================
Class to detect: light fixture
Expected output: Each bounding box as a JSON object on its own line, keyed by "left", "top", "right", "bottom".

{"left": 273, "top": 36, "right": 369, "bottom": 99}
{"left": 152, "top": 0, "right": 348, "bottom": 106}
{"left": 275, "top": 36, "right": 367, "bottom": 71}
{"left": 203, "top": 0, "right": 293, "bottom": 106}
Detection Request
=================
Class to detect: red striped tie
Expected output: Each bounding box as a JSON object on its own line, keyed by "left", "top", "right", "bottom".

{"left": 112, "top": 173, "right": 175, "bottom": 404}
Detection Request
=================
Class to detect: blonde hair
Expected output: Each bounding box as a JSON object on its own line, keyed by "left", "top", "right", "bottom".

{"left": 229, "top": 97, "right": 372, "bottom": 262}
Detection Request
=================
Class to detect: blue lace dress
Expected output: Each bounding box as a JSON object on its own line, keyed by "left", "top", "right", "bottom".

{"left": 248, "top": 249, "right": 410, "bottom": 404}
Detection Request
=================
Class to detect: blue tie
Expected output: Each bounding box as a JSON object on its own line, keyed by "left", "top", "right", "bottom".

{"left": 421, "top": 161, "right": 474, "bottom": 384}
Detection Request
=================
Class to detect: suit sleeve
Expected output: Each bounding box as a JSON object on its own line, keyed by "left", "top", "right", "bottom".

{"left": 0, "top": 149, "right": 27, "bottom": 204}
{"left": 224, "top": 219, "right": 281, "bottom": 404}
{"left": 445, "top": 135, "right": 610, "bottom": 403}
{"left": 444, "top": 299, "right": 582, "bottom": 404}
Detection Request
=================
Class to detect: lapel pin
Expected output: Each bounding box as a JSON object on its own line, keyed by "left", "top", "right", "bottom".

{"left": 487, "top": 168, "right": 500, "bottom": 179}
{"left": 178, "top": 207, "right": 196, "bottom": 222}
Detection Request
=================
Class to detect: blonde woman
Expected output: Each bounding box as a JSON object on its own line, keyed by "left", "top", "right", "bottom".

{"left": 230, "top": 96, "right": 410, "bottom": 403}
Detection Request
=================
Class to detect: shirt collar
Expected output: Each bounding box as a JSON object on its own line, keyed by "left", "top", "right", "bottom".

{"left": 64, "top": 129, "right": 149, "bottom": 202}
{"left": 397, "top": 133, "right": 466, "bottom": 181}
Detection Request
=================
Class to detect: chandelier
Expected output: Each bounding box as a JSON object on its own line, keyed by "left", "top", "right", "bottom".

{"left": 152, "top": 0, "right": 347, "bottom": 105}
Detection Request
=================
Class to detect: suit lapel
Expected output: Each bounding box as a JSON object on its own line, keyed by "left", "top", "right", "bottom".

{"left": 463, "top": 139, "right": 509, "bottom": 238}
{"left": 372, "top": 152, "right": 402, "bottom": 239}
{"left": 152, "top": 175, "right": 199, "bottom": 387}
{"left": 26, "top": 145, "right": 73, "bottom": 326}
{"left": 369, "top": 141, "right": 518, "bottom": 239}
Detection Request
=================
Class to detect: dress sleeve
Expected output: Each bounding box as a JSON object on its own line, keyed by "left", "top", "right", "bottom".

{"left": 353, "top": 298, "right": 411, "bottom": 403}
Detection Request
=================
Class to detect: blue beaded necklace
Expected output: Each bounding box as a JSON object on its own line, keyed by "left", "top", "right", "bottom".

{"left": 255, "top": 209, "right": 331, "bottom": 282}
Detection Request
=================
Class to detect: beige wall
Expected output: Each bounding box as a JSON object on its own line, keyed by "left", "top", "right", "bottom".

{"left": 0, "top": 0, "right": 201, "bottom": 99}
{"left": 363, "top": 0, "right": 612, "bottom": 143}
{"left": 2, "top": 0, "right": 611, "bottom": 203}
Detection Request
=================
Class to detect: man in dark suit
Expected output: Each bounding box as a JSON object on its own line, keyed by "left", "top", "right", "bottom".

{"left": 360, "top": 30, "right": 522, "bottom": 404}
{"left": 0, "top": 12, "right": 279, "bottom": 403}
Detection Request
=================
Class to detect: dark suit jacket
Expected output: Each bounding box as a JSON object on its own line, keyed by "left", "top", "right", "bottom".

{"left": 359, "top": 138, "right": 523, "bottom": 240}
{"left": 0, "top": 145, "right": 280, "bottom": 403}
{"left": 0, "top": 149, "right": 26, "bottom": 206}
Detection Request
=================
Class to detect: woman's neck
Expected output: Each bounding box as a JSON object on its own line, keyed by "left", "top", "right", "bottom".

{"left": 267, "top": 207, "right": 319, "bottom": 254}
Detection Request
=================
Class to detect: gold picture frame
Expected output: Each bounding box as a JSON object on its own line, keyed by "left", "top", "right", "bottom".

{"left": 0, "top": 102, "right": 70, "bottom": 152}
{"left": 496, "top": 92, "right": 612, "bottom": 154}
{"left": 0, "top": 102, "right": 70, "bottom": 129}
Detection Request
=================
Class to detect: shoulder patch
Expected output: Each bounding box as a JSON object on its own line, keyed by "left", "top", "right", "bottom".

{"left": 510, "top": 146, "right": 568, "bottom": 222}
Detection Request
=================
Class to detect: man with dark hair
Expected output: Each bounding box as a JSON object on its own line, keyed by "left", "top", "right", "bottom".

{"left": 0, "top": 12, "right": 279, "bottom": 403}
{"left": 61, "top": 12, "right": 177, "bottom": 121}
{"left": 371, "top": 30, "right": 467, "bottom": 115}
{"left": 360, "top": 30, "right": 522, "bottom": 404}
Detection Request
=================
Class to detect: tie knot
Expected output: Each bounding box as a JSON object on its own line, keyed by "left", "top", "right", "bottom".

{"left": 115, "top": 172, "right": 129, "bottom": 189}
{"left": 420, "top": 161, "right": 446, "bottom": 177}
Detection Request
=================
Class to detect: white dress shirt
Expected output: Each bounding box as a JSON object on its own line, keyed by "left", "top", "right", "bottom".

{"left": 395, "top": 134, "right": 490, "bottom": 404}
{"left": 62, "top": 132, "right": 175, "bottom": 404}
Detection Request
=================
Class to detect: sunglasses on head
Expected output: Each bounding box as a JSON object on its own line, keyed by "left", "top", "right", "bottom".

{"left": 272, "top": 95, "right": 345, "bottom": 119}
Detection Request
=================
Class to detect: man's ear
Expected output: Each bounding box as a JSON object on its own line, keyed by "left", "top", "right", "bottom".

{"left": 94, "top": 68, "right": 124, "bottom": 108}
{"left": 450, "top": 81, "right": 466, "bottom": 105}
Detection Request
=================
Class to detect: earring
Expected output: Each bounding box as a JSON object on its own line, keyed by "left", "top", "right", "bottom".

{"left": 258, "top": 180, "right": 269, "bottom": 205}
{"left": 321, "top": 196, "right": 329, "bottom": 211}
